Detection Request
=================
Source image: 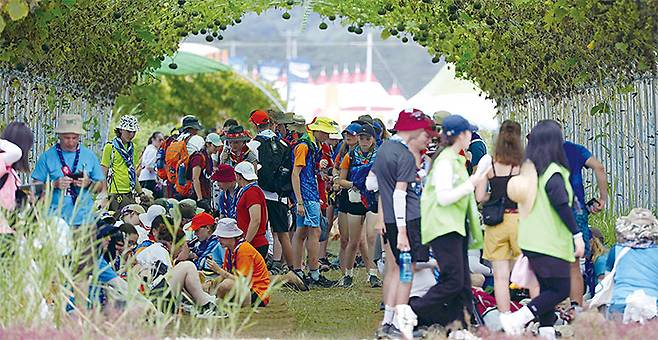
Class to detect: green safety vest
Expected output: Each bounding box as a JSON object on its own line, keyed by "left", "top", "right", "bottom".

{"left": 518, "top": 162, "right": 575, "bottom": 262}
{"left": 421, "top": 148, "right": 483, "bottom": 249}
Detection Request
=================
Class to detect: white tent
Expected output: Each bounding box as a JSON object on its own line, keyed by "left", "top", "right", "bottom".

{"left": 405, "top": 64, "right": 498, "bottom": 130}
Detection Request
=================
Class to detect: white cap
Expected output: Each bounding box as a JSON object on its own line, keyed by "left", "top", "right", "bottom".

{"left": 234, "top": 161, "right": 258, "bottom": 181}
{"left": 213, "top": 218, "right": 243, "bottom": 238}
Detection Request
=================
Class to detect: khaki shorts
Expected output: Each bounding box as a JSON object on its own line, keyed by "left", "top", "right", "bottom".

{"left": 483, "top": 213, "right": 521, "bottom": 261}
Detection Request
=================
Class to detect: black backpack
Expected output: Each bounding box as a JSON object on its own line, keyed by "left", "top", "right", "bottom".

{"left": 254, "top": 135, "right": 293, "bottom": 196}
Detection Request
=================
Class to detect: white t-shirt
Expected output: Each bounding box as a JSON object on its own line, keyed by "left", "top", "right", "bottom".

{"left": 136, "top": 243, "right": 172, "bottom": 270}
{"left": 410, "top": 258, "right": 438, "bottom": 298}
{"left": 138, "top": 144, "right": 159, "bottom": 181}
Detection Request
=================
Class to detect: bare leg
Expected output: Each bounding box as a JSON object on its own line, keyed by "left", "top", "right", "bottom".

{"left": 275, "top": 231, "right": 295, "bottom": 267}
{"left": 344, "top": 214, "right": 365, "bottom": 273}
{"left": 306, "top": 227, "right": 321, "bottom": 271}
{"left": 169, "top": 262, "right": 212, "bottom": 306}
{"left": 364, "top": 212, "right": 378, "bottom": 266}
{"left": 492, "top": 260, "right": 512, "bottom": 312}
{"left": 570, "top": 261, "right": 584, "bottom": 305}
{"left": 338, "top": 212, "right": 349, "bottom": 273}
{"left": 383, "top": 242, "right": 399, "bottom": 306}
{"left": 292, "top": 227, "right": 309, "bottom": 270}
{"left": 273, "top": 235, "right": 282, "bottom": 262}
{"left": 359, "top": 228, "right": 375, "bottom": 272}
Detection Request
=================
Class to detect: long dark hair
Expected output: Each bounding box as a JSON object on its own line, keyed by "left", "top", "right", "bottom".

{"left": 148, "top": 131, "right": 163, "bottom": 145}
{"left": 525, "top": 119, "right": 568, "bottom": 175}
{"left": 494, "top": 120, "right": 524, "bottom": 166}
{"left": 1, "top": 122, "right": 34, "bottom": 172}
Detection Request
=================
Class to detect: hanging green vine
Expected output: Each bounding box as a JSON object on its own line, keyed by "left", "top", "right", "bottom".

{"left": 0, "top": 0, "right": 656, "bottom": 103}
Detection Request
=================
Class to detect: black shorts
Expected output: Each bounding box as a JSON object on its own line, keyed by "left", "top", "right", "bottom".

{"left": 336, "top": 190, "right": 349, "bottom": 213}
{"left": 266, "top": 200, "right": 290, "bottom": 233}
{"left": 344, "top": 201, "right": 367, "bottom": 216}
{"left": 384, "top": 218, "right": 429, "bottom": 265}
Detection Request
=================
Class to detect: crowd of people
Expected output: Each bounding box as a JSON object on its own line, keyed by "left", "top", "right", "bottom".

{"left": 1, "top": 107, "right": 657, "bottom": 339}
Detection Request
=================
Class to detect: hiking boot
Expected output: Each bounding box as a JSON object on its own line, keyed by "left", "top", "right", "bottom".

{"left": 309, "top": 274, "right": 338, "bottom": 288}
{"left": 368, "top": 274, "right": 383, "bottom": 288}
{"left": 339, "top": 275, "right": 354, "bottom": 288}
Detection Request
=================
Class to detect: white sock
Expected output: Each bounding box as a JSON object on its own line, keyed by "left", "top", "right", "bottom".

{"left": 538, "top": 327, "right": 556, "bottom": 340}
{"left": 346, "top": 268, "right": 353, "bottom": 277}
{"left": 383, "top": 305, "right": 395, "bottom": 325}
{"left": 516, "top": 305, "right": 536, "bottom": 324}
{"left": 369, "top": 268, "right": 378, "bottom": 277}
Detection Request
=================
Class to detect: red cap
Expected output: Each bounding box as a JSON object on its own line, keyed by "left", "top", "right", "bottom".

{"left": 249, "top": 110, "right": 271, "bottom": 125}
{"left": 394, "top": 108, "right": 439, "bottom": 138}
{"left": 211, "top": 164, "right": 236, "bottom": 183}
{"left": 186, "top": 212, "right": 215, "bottom": 231}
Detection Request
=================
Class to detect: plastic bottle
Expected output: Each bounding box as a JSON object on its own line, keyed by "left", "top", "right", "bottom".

{"left": 399, "top": 251, "right": 413, "bottom": 283}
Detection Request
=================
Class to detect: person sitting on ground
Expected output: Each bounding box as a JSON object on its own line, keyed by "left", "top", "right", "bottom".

{"left": 135, "top": 225, "right": 219, "bottom": 316}
{"left": 119, "top": 203, "right": 146, "bottom": 235}
{"left": 590, "top": 228, "right": 609, "bottom": 285}
{"left": 206, "top": 218, "right": 271, "bottom": 307}
{"left": 136, "top": 204, "right": 166, "bottom": 244}
{"left": 175, "top": 212, "right": 224, "bottom": 272}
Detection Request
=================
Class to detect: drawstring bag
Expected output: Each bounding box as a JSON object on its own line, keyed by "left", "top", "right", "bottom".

{"left": 510, "top": 255, "right": 538, "bottom": 289}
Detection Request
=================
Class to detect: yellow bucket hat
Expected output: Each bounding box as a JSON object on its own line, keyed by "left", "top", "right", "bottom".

{"left": 308, "top": 117, "right": 339, "bottom": 134}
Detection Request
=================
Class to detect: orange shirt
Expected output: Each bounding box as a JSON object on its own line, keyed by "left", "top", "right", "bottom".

{"left": 293, "top": 143, "right": 309, "bottom": 167}
{"left": 223, "top": 241, "right": 271, "bottom": 305}
{"left": 340, "top": 154, "right": 351, "bottom": 170}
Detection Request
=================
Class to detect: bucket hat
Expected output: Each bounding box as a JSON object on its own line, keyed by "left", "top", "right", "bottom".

{"left": 54, "top": 114, "right": 86, "bottom": 135}
{"left": 308, "top": 117, "right": 339, "bottom": 134}
{"left": 213, "top": 218, "right": 243, "bottom": 238}
{"left": 393, "top": 109, "right": 438, "bottom": 138}
{"left": 222, "top": 125, "right": 251, "bottom": 142}
{"left": 117, "top": 115, "right": 140, "bottom": 132}
{"left": 235, "top": 161, "right": 258, "bottom": 181}
{"left": 180, "top": 115, "right": 203, "bottom": 131}
{"left": 138, "top": 205, "right": 166, "bottom": 229}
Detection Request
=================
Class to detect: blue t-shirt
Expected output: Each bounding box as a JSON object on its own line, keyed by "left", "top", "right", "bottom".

{"left": 31, "top": 144, "right": 105, "bottom": 226}
{"left": 467, "top": 133, "right": 487, "bottom": 175}
{"left": 563, "top": 141, "right": 592, "bottom": 208}
{"left": 611, "top": 245, "right": 658, "bottom": 307}
{"left": 97, "top": 257, "right": 119, "bottom": 283}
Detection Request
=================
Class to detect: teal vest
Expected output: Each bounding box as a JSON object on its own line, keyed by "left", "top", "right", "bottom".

{"left": 518, "top": 162, "right": 575, "bottom": 262}
{"left": 421, "top": 148, "right": 483, "bottom": 249}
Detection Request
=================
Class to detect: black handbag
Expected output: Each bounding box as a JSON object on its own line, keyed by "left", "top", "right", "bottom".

{"left": 482, "top": 196, "right": 506, "bottom": 226}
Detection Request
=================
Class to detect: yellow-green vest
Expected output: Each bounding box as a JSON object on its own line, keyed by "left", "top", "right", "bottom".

{"left": 518, "top": 162, "right": 575, "bottom": 262}
{"left": 421, "top": 148, "right": 483, "bottom": 249}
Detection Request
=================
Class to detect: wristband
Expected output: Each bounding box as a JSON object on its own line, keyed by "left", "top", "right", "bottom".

{"left": 573, "top": 232, "right": 583, "bottom": 240}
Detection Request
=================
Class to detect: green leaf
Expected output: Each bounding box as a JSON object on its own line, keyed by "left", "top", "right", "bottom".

{"left": 6, "top": 0, "right": 29, "bottom": 21}
{"left": 136, "top": 28, "right": 156, "bottom": 42}
{"left": 380, "top": 29, "right": 390, "bottom": 40}
{"left": 590, "top": 102, "right": 611, "bottom": 116}
{"left": 62, "top": 0, "right": 76, "bottom": 5}
{"left": 0, "top": 15, "right": 5, "bottom": 34}
{"left": 619, "top": 84, "right": 634, "bottom": 94}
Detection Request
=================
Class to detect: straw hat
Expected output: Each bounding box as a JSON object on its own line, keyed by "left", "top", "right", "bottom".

{"left": 54, "top": 114, "right": 86, "bottom": 135}
{"left": 507, "top": 160, "right": 538, "bottom": 219}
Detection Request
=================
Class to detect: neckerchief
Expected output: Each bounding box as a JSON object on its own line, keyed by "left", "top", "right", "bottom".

{"left": 225, "top": 238, "right": 246, "bottom": 273}
{"left": 231, "top": 181, "right": 259, "bottom": 218}
{"left": 229, "top": 145, "right": 251, "bottom": 166}
{"left": 297, "top": 132, "right": 321, "bottom": 174}
{"left": 190, "top": 235, "right": 220, "bottom": 269}
{"left": 112, "top": 137, "right": 136, "bottom": 192}
{"left": 56, "top": 143, "right": 81, "bottom": 201}
{"left": 219, "top": 184, "right": 238, "bottom": 217}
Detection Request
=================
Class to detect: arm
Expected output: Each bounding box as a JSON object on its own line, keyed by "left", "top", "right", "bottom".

{"left": 468, "top": 250, "right": 493, "bottom": 276}
{"left": 415, "top": 258, "right": 438, "bottom": 270}
{"left": 474, "top": 168, "right": 493, "bottom": 203}
{"left": 292, "top": 166, "right": 303, "bottom": 204}
{"left": 337, "top": 168, "right": 353, "bottom": 189}
{"left": 433, "top": 159, "right": 477, "bottom": 206}
{"left": 245, "top": 204, "right": 261, "bottom": 243}
{"left": 585, "top": 157, "right": 608, "bottom": 213}
{"left": 546, "top": 173, "right": 585, "bottom": 257}
{"left": 192, "top": 166, "right": 203, "bottom": 200}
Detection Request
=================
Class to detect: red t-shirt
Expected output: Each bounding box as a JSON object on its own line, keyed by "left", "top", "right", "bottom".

{"left": 188, "top": 152, "right": 211, "bottom": 200}
{"left": 236, "top": 186, "right": 269, "bottom": 248}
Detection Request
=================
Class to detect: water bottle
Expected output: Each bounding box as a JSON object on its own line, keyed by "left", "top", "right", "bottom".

{"left": 399, "top": 251, "right": 413, "bottom": 283}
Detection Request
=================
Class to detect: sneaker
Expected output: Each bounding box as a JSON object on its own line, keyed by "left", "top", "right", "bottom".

{"left": 368, "top": 274, "right": 383, "bottom": 288}
{"left": 395, "top": 305, "right": 417, "bottom": 340}
{"left": 376, "top": 323, "right": 393, "bottom": 339}
{"left": 355, "top": 256, "right": 365, "bottom": 268}
{"left": 196, "top": 302, "right": 228, "bottom": 319}
{"left": 383, "top": 324, "right": 403, "bottom": 339}
{"left": 309, "top": 274, "right": 338, "bottom": 288}
{"left": 339, "top": 275, "right": 354, "bottom": 288}
{"left": 319, "top": 258, "right": 331, "bottom": 272}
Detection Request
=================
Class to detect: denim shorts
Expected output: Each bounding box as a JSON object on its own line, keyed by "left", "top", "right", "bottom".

{"left": 296, "top": 200, "right": 321, "bottom": 228}
{"left": 573, "top": 207, "right": 591, "bottom": 257}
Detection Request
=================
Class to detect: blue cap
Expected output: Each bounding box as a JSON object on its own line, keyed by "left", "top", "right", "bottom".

{"left": 342, "top": 122, "right": 362, "bottom": 136}
{"left": 442, "top": 115, "right": 478, "bottom": 137}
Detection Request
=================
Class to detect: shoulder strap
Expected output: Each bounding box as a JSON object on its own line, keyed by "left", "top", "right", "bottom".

{"left": 491, "top": 159, "right": 497, "bottom": 176}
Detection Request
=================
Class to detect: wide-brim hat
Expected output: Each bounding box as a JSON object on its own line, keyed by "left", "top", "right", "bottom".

{"left": 54, "top": 114, "right": 86, "bottom": 135}
{"left": 222, "top": 125, "right": 251, "bottom": 142}
{"left": 179, "top": 198, "right": 204, "bottom": 215}
{"left": 213, "top": 218, "right": 243, "bottom": 238}
{"left": 180, "top": 115, "right": 203, "bottom": 131}
{"left": 234, "top": 161, "right": 258, "bottom": 181}
{"left": 288, "top": 115, "right": 307, "bottom": 133}
{"left": 308, "top": 117, "right": 339, "bottom": 134}
{"left": 507, "top": 160, "right": 538, "bottom": 219}
{"left": 271, "top": 111, "right": 295, "bottom": 125}
{"left": 138, "top": 205, "right": 166, "bottom": 229}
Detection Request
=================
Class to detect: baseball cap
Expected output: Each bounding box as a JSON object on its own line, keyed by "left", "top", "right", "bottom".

{"left": 234, "top": 161, "right": 258, "bottom": 181}
{"left": 205, "top": 133, "right": 222, "bottom": 147}
{"left": 212, "top": 164, "right": 237, "bottom": 183}
{"left": 393, "top": 109, "right": 439, "bottom": 138}
{"left": 249, "top": 110, "right": 271, "bottom": 125}
{"left": 357, "top": 124, "right": 376, "bottom": 138}
{"left": 442, "top": 115, "right": 478, "bottom": 137}
{"left": 186, "top": 212, "right": 216, "bottom": 231}
{"left": 342, "top": 122, "right": 362, "bottom": 136}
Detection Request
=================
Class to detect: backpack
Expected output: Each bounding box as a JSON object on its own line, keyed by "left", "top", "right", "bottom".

{"left": 156, "top": 136, "right": 175, "bottom": 181}
{"left": 164, "top": 136, "right": 192, "bottom": 196}
{"left": 254, "top": 135, "right": 292, "bottom": 196}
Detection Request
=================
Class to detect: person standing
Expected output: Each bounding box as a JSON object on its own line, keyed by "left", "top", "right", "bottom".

{"left": 563, "top": 138, "right": 608, "bottom": 306}
{"left": 32, "top": 114, "right": 104, "bottom": 227}
{"left": 291, "top": 117, "right": 339, "bottom": 288}
{"left": 371, "top": 109, "right": 435, "bottom": 338}
{"left": 234, "top": 161, "right": 269, "bottom": 260}
{"left": 205, "top": 132, "right": 223, "bottom": 213}
{"left": 413, "top": 115, "right": 485, "bottom": 335}
{"left": 138, "top": 131, "right": 164, "bottom": 198}
{"left": 249, "top": 110, "right": 295, "bottom": 271}
{"left": 501, "top": 120, "right": 585, "bottom": 339}
{"left": 187, "top": 135, "right": 213, "bottom": 211}
{"left": 101, "top": 115, "right": 146, "bottom": 211}
{"left": 219, "top": 125, "right": 257, "bottom": 168}
{"left": 475, "top": 120, "right": 524, "bottom": 312}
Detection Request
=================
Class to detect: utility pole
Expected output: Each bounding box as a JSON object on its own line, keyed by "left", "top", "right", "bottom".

{"left": 365, "top": 31, "right": 373, "bottom": 113}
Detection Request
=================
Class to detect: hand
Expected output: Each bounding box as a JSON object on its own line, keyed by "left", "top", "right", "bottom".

{"left": 332, "top": 183, "right": 341, "bottom": 192}
{"left": 54, "top": 177, "right": 73, "bottom": 190}
{"left": 73, "top": 174, "right": 91, "bottom": 188}
{"left": 375, "top": 219, "right": 386, "bottom": 236}
{"left": 574, "top": 235, "right": 585, "bottom": 258}
{"left": 591, "top": 198, "right": 605, "bottom": 214}
{"left": 296, "top": 203, "right": 305, "bottom": 217}
{"left": 397, "top": 231, "right": 410, "bottom": 252}
{"left": 206, "top": 257, "right": 221, "bottom": 273}
{"left": 468, "top": 172, "right": 487, "bottom": 187}
{"left": 319, "top": 159, "right": 329, "bottom": 169}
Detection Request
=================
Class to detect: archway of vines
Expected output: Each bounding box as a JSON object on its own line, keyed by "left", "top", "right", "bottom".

{"left": 0, "top": 0, "right": 656, "bottom": 104}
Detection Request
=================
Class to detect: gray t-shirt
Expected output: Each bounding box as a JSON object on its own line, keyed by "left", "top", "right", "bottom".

{"left": 371, "top": 139, "right": 421, "bottom": 224}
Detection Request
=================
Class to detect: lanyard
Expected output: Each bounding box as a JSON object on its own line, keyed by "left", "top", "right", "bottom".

{"left": 56, "top": 143, "right": 81, "bottom": 200}
{"left": 225, "top": 239, "right": 245, "bottom": 273}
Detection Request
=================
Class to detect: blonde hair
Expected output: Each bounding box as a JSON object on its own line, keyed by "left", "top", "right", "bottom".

{"left": 590, "top": 230, "right": 608, "bottom": 263}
